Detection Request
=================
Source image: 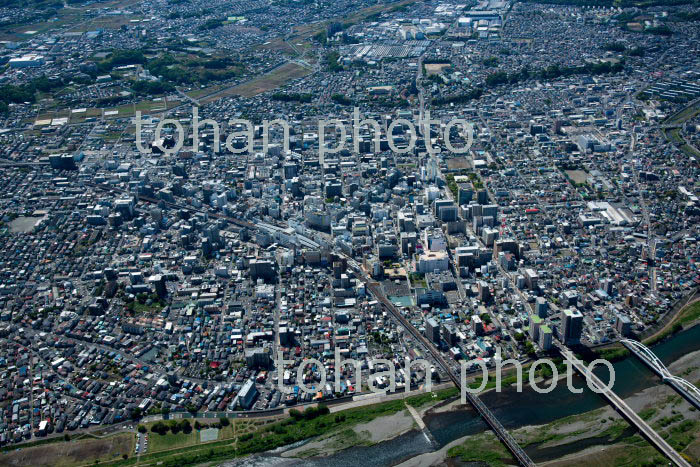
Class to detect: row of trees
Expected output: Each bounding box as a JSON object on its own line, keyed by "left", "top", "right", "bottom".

{"left": 485, "top": 60, "right": 624, "bottom": 87}
{"left": 433, "top": 58, "right": 626, "bottom": 108}
{"left": 271, "top": 92, "right": 312, "bottom": 103}
{"left": 288, "top": 405, "right": 330, "bottom": 421}
{"left": 143, "top": 417, "right": 231, "bottom": 436}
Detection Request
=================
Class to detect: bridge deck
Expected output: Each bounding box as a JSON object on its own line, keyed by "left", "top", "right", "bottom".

{"left": 560, "top": 348, "right": 690, "bottom": 467}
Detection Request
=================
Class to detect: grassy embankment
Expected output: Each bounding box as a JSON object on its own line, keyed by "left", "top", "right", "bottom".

{"left": 595, "top": 299, "right": 700, "bottom": 362}
{"left": 43, "top": 387, "right": 457, "bottom": 467}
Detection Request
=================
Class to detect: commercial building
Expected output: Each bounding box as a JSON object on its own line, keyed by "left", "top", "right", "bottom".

{"left": 237, "top": 379, "right": 259, "bottom": 410}
{"left": 9, "top": 54, "right": 45, "bottom": 68}
{"left": 561, "top": 309, "right": 583, "bottom": 346}
{"left": 539, "top": 325, "right": 553, "bottom": 351}
{"left": 425, "top": 317, "right": 440, "bottom": 343}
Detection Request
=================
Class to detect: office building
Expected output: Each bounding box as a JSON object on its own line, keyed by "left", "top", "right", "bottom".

{"left": 539, "top": 325, "right": 553, "bottom": 351}
{"left": 536, "top": 297, "right": 548, "bottom": 318}
{"left": 529, "top": 315, "right": 542, "bottom": 341}
{"left": 616, "top": 315, "right": 632, "bottom": 337}
{"left": 561, "top": 308, "right": 583, "bottom": 345}
{"left": 425, "top": 317, "right": 440, "bottom": 343}
{"left": 237, "top": 379, "right": 259, "bottom": 409}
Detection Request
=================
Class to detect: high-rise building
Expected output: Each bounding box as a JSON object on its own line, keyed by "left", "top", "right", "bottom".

{"left": 457, "top": 184, "right": 474, "bottom": 205}
{"left": 478, "top": 280, "right": 491, "bottom": 303}
{"left": 616, "top": 315, "right": 632, "bottom": 337}
{"left": 539, "top": 325, "right": 553, "bottom": 350}
{"left": 249, "top": 259, "right": 276, "bottom": 280}
{"left": 472, "top": 314, "right": 484, "bottom": 336}
{"left": 149, "top": 274, "right": 167, "bottom": 298}
{"left": 237, "top": 379, "right": 259, "bottom": 409}
{"left": 561, "top": 308, "right": 583, "bottom": 345}
{"left": 442, "top": 322, "right": 458, "bottom": 346}
{"left": 245, "top": 348, "right": 272, "bottom": 369}
{"left": 600, "top": 278, "right": 614, "bottom": 295}
{"left": 529, "top": 315, "right": 542, "bottom": 341}
{"left": 536, "top": 297, "right": 549, "bottom": 318}
{"left": 524, "top": 268, "right": 539, "bottom": 289}
{"left": 425, "top": 317, "right": 440, "bottom": 343}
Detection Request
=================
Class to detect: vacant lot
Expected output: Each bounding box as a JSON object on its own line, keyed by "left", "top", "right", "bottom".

{"left": 425, "top": 63, "right": 451, "bottom": 76}
{"left": 565, "top": 169, "right": 589, "bottom": 185}
{"left": 217, "top": 62, "right": 312, "bottom": 99}
{"left": 9, "top": 216, "right": 44, "bottom": 233}
{"left": 0, "top": 433, "right": 134, "bottom": 467}
{"left": 148, "top": 429, "right": 199, "bottom": 452}
{"left": 446, "top": 157, "right": 471, "bottom": 170}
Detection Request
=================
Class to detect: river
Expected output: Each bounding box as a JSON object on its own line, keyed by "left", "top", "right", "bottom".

{"left": 221, "top": 324, "right": 700, "bottom": 466}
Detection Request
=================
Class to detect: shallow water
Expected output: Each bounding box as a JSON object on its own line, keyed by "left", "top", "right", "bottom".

{"left": 220, "top": 325, "right": 700, "bottom": 466}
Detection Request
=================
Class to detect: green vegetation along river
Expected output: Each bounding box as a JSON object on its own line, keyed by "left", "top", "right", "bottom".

{"left": 221, "top": 324, "right": 700, "bottom": 466}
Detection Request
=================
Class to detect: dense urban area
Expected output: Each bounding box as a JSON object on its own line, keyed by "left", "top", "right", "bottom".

{"left": 0, "top": 0, "right": 699, "bottom": 464}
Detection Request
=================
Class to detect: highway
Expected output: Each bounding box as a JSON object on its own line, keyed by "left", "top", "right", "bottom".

{"left": 558, "top": 345, "right": 691, "bottom": 467}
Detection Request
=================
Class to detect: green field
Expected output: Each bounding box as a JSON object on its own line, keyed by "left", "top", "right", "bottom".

{"left": 148, "top": 428, "right": 199, "bottom": 452}
{"left": 680, "top": 144, "right": 700, "bottom": 159}
{"left": 0, "top": 0, "right": 142, "bottom": 41}
{"left": 94, "top": 388, "right": 459, "bottom": 466}
{"left": 448, "top": 432, "right": 515, "bottom": 466}
{"left": 677, "top": 301, "right": 700, "bottom": 328}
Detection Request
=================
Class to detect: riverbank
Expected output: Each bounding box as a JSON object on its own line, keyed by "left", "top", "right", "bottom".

{"left": 280, "top": 409, "right": 417, "bottom": 459}
{"left": 220, "top": 325, "right": 700, "bottom": 466}
{"left": 45, "top": 325, "right": 697, "bottom": 467}
{"left": 594, "top": 294, "right": 700, "bottom": 362}
{"left": 644, "top": 295, "right": 700, "bottom": 346}
{"left": 398, "top": 348, "right": 700, "bottom": 467}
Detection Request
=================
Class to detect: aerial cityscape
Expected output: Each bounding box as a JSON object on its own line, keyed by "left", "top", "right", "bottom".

{"left": 0, "top": 0, "right": 699, "bottom": 465}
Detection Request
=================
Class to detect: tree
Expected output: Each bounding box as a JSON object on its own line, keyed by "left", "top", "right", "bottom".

{"left": 181, "top": 419, "right": 192, "bottom": 434}
{"left": 169, "top": 420, "right": 181, "bottom": 434}
{"left": 219, "top": 417, "right": 230, "bottom": 427}
{"left": 130, "top": 407, "right": 142, "bottom": 420}
{"left": 306, "top": 406, "right": 320, "bottom": 419}
{"left": 137, "top": 425, "right": 147, "bottom": 433}
{"left": 151, "top": 421, "right": 169, "bottom": 435}
{"left": 524, "top": 341, "right": 537, "bottom": 358}
{"left": 331, "top": 94, "right": 352, "bottom": 106}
